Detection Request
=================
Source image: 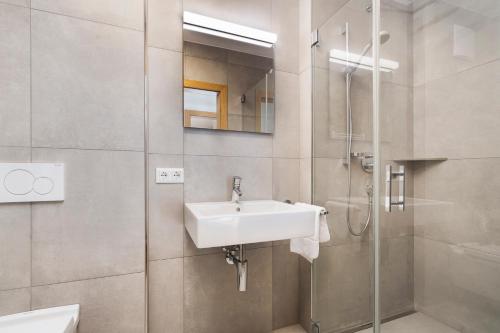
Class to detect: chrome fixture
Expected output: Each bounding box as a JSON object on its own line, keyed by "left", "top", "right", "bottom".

{"left": 223, "top": 245, "right": 248, "bottom": 292}
{"left": 232, "top": 176, "right": 242, "bottom": 204}
{"left": 341, "top": 23, "right": 391, "bottom": 236}
{"left": 385, "top": 164, "right": 405, "bottom": 212}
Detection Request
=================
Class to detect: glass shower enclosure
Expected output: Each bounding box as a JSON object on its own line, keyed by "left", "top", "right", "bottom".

{"left": 311, "top": 0, "right": 500, "bottom": 332}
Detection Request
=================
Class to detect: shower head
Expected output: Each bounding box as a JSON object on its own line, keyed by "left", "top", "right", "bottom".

{"left": 379, "top": 30, "right": 391, "bottom": 44}
{"left": 346, "top": 30, "right": 391, "bottom": 74}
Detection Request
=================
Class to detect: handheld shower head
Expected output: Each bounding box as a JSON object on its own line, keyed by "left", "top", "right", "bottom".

{"left": 346, "top": 30, "right": 391, "bottom": 74}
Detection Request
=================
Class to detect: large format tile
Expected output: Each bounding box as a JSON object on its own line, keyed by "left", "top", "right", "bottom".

{"left": 184, "top": 155, "right": 272, "bottom": 203}
{"left": 148, "top": 47, "right": 183, "bottom": 155}
{"left": 184, "top": 128, "right": 272, "bottom": 158}
{"left": 414, "top": 237, "right": 500, "bottom": 332}
{"left": 272, "top": 245, "right": 299, "bottom": 329}
{"left": 31, "top": 148, "right": 145, "bottom": 285}
{"left": 32, "top": 273, "right": 145, "bottom": 333}
{"left": 148, "top": 154, "right": 183, "bottom": 260}
{"left": 413, "top": 158, "right": 500, "bottom": 255}
{"left": 413, "top": 0, "right": 500, "bottom": 86}
{"left": 31, "top": 11, "right": 144, "bottom": 151}
{"left": 31, "top": 0, "right": 144, "bottom": 31}
{"left": 0, "top": 147, "right": 31, "bottom": 290}
{"left": 314, "top": 242, "right": 371, "bottom": 332}
{"left": 413, "top": 60, "right": 500, "bottom": 159}
{"left": 147, "top": 0, "right": 182, "bottom": 51}
{"left": 0, "top": 4, "right": 30, "bottom": 147}
{"left": 183, "top": 0, "right": 272, "bottom": 31}
{"left": 273, "top": 158, "right": 300, "bottom": 203}
{"left": 183, "top": 247, "right": 272, "bottom": 333}
{"left": 0, "top": 288, "right": 30, "bottom": 316}
{"left": 312, "top": 0, "right": 349, "bottom": 29}
{"left": 0, "top": 0, "right": 29, "bottom": 7}
{"left": 379, "top": 236, "right": 414, "bottom": 318}
{"left": 273, "top": 71, "right": 300, "bottom": 158}
{"left": 272, "top": 0, "right": 299, "bottom": 74}
{"left": 148, "top": 259, "right": 183, "bottom": 333}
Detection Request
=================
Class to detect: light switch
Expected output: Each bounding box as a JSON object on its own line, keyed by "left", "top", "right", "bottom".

{"left": 156, "top": 168, "right": 184, "bottom": 184}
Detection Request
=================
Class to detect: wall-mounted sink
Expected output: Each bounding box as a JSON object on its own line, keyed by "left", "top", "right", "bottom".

{"left": 185, "top": 200, "right": 316, "bottom": 248}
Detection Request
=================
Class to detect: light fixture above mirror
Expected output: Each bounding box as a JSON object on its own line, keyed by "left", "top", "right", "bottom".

{"left": 183, "top": 11, "right": 278, "bottom": 48}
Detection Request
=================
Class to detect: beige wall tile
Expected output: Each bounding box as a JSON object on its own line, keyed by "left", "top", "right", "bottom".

{"left": 272, "top": 0, "right": 299, "bottom": 74}
{"left": 32, "top": 148, "right": 145, "bottom": 285}
{"left": 274, "top": 71, "right": 300, "bottom": 158}
{"left": 148, "top": 47, "right": 183, "bottom": 155}
{"left": 0, "top": 148, "right": 31, "bottom": 290}
{"left": 183, "top": 247, "right": 272, "bottom": 333}
{"left": 298, "top": 257, "right": 311, "bottom": 332}
{"left": 0, "top": 0, "right": 29, "bottom": 7}
{"left": 148, "top": 0, "right": 182, "bottom": 51}
{"left": 31, "top": 0, "right": 144, "bottom": 30}
{"left": 32, "top": 273, "right": 145, "bottom": 333}
{"left": 148, "top": 259, "right": 183, "bottom": 333}
{"left": 315, "top": 243, "right": 371, "bottom": 332}
{"left": 184, "top": 129, "right": 273, "bottom": 157}
{"left": 0, "top": 288, "right": 30, "bottom": 316}
{"left": 299, "top": 158, "right": 311, "bottom": 203}
{"left": 414, "top": 236, "right": 500, "bottom": 332}
{"left": 299, "top": 69, "right": 312, "bottom": 159}
{"left": 272, "top": 245, "right": 300, "bottom": 329}
{"left": 413, "top": 1, "right": 500, "bottom": 86}
{"left": 413, "top": 158, "right": 500, "bottom": 255}
{"left": 0, "top": 4, "right": 30, "bottom": 147}
{"left": 183, "top": 0, "right": 272, "bottom": 31}
{"left": 273, "top": 158, "right": 300, "bottom": 203}
{"left": 148, "top": 154, "right": 184, "bottom": 260}
{"left": 31, "top": 11, "right": 144, "bottom": 150}
{"left": 312, "top": 0, "right": 349, "bottom": 29}
{"left": 413, "top": 60, "right": 500, "bottom": 159}
{"left": 184, "top": 155, "right": 272, "bottom": 203}
{"left": 380, "top": 236, "right": 414, "bottom": 318}
{"left": 299, "top": 0, "right": 312, "bottom": 73}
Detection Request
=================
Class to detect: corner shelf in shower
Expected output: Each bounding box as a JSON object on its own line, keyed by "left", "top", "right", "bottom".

{"left": 392, "top": 157, "right": 448, "bottom": 163}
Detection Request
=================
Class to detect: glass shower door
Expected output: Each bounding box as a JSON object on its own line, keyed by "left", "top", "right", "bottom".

{"left": 377, "top": 0, "right": 500, "bottom": 332}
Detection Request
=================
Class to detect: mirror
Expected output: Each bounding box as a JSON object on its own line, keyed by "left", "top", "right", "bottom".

{"left": 183, "top": 29, "right": 275, "bottom": 134}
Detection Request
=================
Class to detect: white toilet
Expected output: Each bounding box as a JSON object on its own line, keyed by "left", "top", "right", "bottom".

{"left": 0, "top": 304, "right": 79, "bottom": 333}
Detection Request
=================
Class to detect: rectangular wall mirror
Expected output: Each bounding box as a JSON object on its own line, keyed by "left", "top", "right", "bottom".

{"left": 183, "top": 15, "right": 275, "bottom": 134}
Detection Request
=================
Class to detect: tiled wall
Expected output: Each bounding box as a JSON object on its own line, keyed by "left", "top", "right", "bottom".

{"left": 0, "top": 1, "right": 146, "bottom": 333}
{"left": 147, "top": 0, "right": 303, "bottom": 332}
{"left": 1, "top": 0, "right": 305, "bottom": 332}
{"left": 412, "top": 1, "right": 500, "bottom": 332}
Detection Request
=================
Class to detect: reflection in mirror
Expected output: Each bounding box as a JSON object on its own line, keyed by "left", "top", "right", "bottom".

{"left": 183, "top": 28, "right": 275, "bottom": 134}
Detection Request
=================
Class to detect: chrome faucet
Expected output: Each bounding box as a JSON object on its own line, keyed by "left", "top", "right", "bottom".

{"left": 232, "top": 176, "right": 242, "bottom": 204}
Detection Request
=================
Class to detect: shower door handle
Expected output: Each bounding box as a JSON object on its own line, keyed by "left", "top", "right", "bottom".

{"left": 385, "top": 164, "right": 405, "bottom": 212}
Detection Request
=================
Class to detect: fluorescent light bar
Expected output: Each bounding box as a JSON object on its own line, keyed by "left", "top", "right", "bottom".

{"left": 183, "top": 11, "right": 277, "bottom": 48}
{"left": 329, "top": 49, "right": 399, "bottom": 72}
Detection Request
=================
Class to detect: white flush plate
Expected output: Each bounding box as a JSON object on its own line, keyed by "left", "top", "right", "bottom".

{"left": 0, "top": 163, "right": 64, "bottom": 203}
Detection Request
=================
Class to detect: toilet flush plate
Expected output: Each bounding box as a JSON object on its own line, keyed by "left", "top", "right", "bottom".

{"left": 0, "top": 163, "right": 64, "bottom": 203}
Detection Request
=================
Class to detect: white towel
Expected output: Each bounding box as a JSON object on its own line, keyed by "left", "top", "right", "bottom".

{"left": 290, "top": 203, "right": 331, "bottom": 263}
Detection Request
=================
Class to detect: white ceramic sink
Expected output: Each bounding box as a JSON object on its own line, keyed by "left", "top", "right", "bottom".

{"left": 0, "top": 304, "right": 79, "bottom": 333}
{"left": 185, "top": 200, "right": 317, "bottom": 248}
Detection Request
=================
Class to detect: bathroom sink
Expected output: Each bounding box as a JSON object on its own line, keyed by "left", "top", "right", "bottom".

{"left": 185, "top": 200, "right": 317, "bottom": 248}
{"left": 0, "top": 304, "right": 79, "bottom": 333}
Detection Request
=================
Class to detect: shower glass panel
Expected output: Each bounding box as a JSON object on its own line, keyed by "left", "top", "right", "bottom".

{"left": 312, "top": 0, "right": 500, "bottom": 332}
{"left": 311, "top": 1, "right": 376, "bottom": 332}
{"left": 378, "top": 0, "right": 500, "bottom": 332}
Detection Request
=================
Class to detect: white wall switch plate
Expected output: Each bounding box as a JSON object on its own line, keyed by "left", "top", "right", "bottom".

{"left": 0, "top": 163, "right": 64, "bottom": 203}
{"left": 156, "top": 168, "right": 184, "bottom": 184}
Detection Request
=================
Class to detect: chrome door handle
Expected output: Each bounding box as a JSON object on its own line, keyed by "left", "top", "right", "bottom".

{"left": 385, "top": 164, "right": 405, "bottom": 212}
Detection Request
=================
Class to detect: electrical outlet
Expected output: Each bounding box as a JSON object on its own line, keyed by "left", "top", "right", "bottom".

{"left": 155, "top": 168, "right": 184, "bottom": 184}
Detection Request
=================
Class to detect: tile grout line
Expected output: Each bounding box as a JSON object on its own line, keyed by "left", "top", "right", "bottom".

{"left": 29, "top": 2, "right": 33, "bottom": 310}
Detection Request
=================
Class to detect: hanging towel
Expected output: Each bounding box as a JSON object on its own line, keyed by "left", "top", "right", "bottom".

{"left": 290, "top": 203, "right": 331, "bottom": 263}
